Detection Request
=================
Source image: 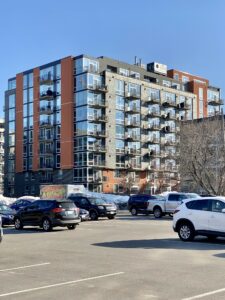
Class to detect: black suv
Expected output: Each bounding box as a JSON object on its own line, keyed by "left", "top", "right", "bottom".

{"left": 68, "top": 195, "right": 117, "bottom": 220}
{"left": 128, "top": 194, "right": 161, "bottom": 215}
{"left": 14, "top": 200, "right": 80, "bottom": 231}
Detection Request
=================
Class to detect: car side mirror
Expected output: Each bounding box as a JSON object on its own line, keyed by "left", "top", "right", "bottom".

{"left": 222, "top": 209, "right": 225, "bottom": 213}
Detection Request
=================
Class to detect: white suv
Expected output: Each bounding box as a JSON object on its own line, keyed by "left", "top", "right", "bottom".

{"left": 173, "top": 197, "right": 225, "bottom": 241}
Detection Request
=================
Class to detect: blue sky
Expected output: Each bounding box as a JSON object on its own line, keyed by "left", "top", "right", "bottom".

{"left": 0, "top": 0, "right": 224, "bottom": 117}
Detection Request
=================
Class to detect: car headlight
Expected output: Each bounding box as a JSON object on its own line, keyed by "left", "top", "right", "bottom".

{"left": 98, "top": 206, "right": 105, "bottom": 210}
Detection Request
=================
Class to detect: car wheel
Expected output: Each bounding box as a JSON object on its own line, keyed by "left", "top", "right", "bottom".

{"left": 67, "top": 224, "right": 76, "bottom": 230}
{"left": 90, "top": 210, "right": 98, "bottom": 221}
{"left": 131, "top": 207, "right": 138, "bottom": 216}
{"left": 153, "top": 207, "right": 162, "bottom": 218}
{"left": 108, "top": 215, "right": 115, "bottom": 220}
{"left": 14, "top": 217, "right": 23, "bottom": 230}
{"left": 178, "top": 222, "right": 195, "bottom": 241}
{"left": 42, "top": 218, "right": 52, "bottom": 232}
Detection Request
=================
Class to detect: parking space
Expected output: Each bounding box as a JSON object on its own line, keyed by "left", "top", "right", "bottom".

{"left": 1, "top": 213, "right": 225, "bottom": 299}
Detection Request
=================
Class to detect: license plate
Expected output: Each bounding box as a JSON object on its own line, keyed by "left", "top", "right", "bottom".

{"left": 66, "top": 211, "right": 74, "bottom": 215}
{"left": 108, "top": 211, "right": 115, "bottom": 214}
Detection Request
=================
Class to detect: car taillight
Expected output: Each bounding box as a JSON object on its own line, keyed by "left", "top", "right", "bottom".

{"left": 74, "top": 207, "right": 79, "bottom": 214}
{"left": 173, "top": 209, "right": 180, "bottom": 214}
{"left": 52, "top": 207, "right": 65, "bottom": 213}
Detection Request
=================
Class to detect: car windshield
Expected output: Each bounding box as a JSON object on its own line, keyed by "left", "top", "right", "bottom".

{"left": 0, "top": 205, "right": 11, "bottom": 211}
{"left": 58, "top": 202, "right": 75, "bottom": 209}
{"left": 89, "top": 198, "right": 107, "bottom": 205}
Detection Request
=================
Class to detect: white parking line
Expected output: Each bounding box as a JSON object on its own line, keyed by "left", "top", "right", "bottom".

{"left": 182, "top": 287, "right": 225, "bottom": 300}
{"left": 0, "top": 263, "right": 50, "bottom": 273}
{"left": 0, "top": 271, "right": 124, "bottom": 297}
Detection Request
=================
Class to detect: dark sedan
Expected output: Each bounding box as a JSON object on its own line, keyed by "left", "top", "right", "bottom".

{"left": 0, "top": 204, "right": 16, "bottom": 226}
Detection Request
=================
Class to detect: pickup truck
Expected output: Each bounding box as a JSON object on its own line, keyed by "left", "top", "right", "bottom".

{"left": 148, "top": 192, "right": 200, "bottom": 218}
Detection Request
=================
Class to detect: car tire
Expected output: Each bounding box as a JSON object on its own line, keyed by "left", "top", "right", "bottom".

{"left": 153, "top": 207, "right": 163, "bottom": 218}
{"left": 178, "top": 222, "right": 195, "bottom": 242}
{"left": 67, "top": 224, "right": 76, "bottom": 230}
{"left": 42, "top": 218, "right": 52, "bottom": 232}
{"left": 90, "top": 210, "right": 98, "bottom": 221}
{"left": 14, "top": 217, "right": 23, "bottom": 230}
{"left": 131, "top": 207, "right": 138, "bottom": 216}
{"left": 108, "top": 215, "right": 115, "bottom": 220}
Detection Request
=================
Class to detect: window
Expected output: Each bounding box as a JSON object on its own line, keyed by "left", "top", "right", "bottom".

{"left": 186, "top": 200, "right": 209, "bottom": 211}
{"left": 211, "top": 200, "right": 225, "bottom": 213}
{"left": 168, "top": 194, "right": 188, "bottom": 201}
{"left": 174, "top": 73, "right": 179, "bottom": 81}
{"left": 119, "top": 68, "right": 129, "bottom": 76}
{"left": 8, "top": 79, "right": 16, "bottom": 90}
{"left": 9, "top": 108, "right": 15, "bottom": 121}
{"left": 115, "top": 80, "right": 124, "bottom": 96}
{"left": 8, "top": 94, "right": 15, "bottom": 108}
{"left": 182, "top": 76, "right": 189, "bottom": 83}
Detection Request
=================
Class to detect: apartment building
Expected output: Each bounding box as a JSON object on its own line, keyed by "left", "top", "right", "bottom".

{"left": 4, "top": 55, "right": 222, "bottom": 197}
{"left": 167, "top": 69, "right": 222, "bottom": 118}
{"left": 0, "top": 119, "right": 4, "bottom": 194}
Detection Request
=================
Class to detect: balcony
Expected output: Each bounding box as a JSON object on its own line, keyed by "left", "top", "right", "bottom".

{"left": 88, "top": 99, "right": 107, "bottom": 108}
{"left": 208, "top": 98, "right": 223, "bottom": 106}
{"left": 125, "top": 120, "right": 141, "bottom": 128}
{"left": 88, "top": 115, "right": 108, "bottom": 123}
{"left": 125, "top": 92, "right": 140, "bottom": 100}
{"left": 161, "top": 151, "right": 177, "bottom": 160}
{"left": 88, "top": 84, "right": 108, "bottom": 93}
{"left": 161, "top": 165, "right": 179, "bottom": 172}
{"left": 177, "top": 102, "right": 190, "bottom": 111}
{"left": 39, "top": 120, "right": 53, "bottom": 128}
{"left": 40, "top": 90, "right": 56, "bottom": 100}
{"left": 88, "top": 176, "right": 103, "bottom": 184}
{"left": 143, "top": 123, "right": 160, "bottom": 131}
{"left": 143, "top": 137, "right": 160, "bottom": 144}
{"left": 126, "top": 162, "right": 141, "bottom": 170}
{"left": 39, "top": 164, "right": 53, "bottom": 170}
{"left": 88, "top": 130, "right": 107, "bottom": 138}
{"left": 162, "top": 98, "right": 177, "bottom": 108}
{"left": 145, "top": 164, "right": 161, "bottom": 172}
{"left": 39, "top": 74, "right": 54, "bottom": 85}
{"left": 161, "top": 112, "right": 177, "bottom": 121}
{"left": 39, "top": 135, "right": 54, "bottom": 142}
{"left": 144, "top": 150, "right": 161, "bottom": 158}
{"left": 161, "top": 126, "right": 176, "bottom": 134}
{"left": 88, "top": 144, "right": 106, "bottom": 152}
{"left": 39, "top": 149, "right": 54, "bottom": 156}
{"left": 125, "top": 133, "right": 140, "bottom": 141}
{"left": 125, "top": 148, "right": 141, "bottom": 156}
{"left": 145, "top": 110, "right": 161, "bottom": 118}
{"left": 162, "top": 140, "right": 177, "bottom": 147}
{"left": 39, "top": 105, "right": 54, "bottom": 114}
{"left": 125, "top": 105, "right": 140, "bottom": 114}
{"left": 89, "top": 160, "right": 106, "bottom": 168}
{"left": 144, "top": 95, "right": 160, "bottom": 104}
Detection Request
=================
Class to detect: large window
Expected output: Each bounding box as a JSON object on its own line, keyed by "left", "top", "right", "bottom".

{"left": 115, "top": 80, "right": 124, "bottom": 96}
{"left": 9, "top": 94, "right": 15, "bottom": 108}
{"left": 76, "top": 58, "right": 99, "bottom": 74}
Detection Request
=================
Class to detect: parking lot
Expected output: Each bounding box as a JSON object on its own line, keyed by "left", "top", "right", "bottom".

{"left": 1, "top": 213, "right": 225, "bottom": 300}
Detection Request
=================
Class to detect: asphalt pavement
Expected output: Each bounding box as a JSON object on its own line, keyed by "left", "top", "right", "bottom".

{"left": 1, "top": 213, "right": 225, "bottom": 299}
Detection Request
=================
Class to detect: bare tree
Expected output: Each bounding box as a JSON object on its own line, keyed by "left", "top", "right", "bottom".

{"left": 120, "top": 172, "right": 140, "bottom": 195}
{"left": 180, "top": 115, "right": 225, "bottom": 195}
